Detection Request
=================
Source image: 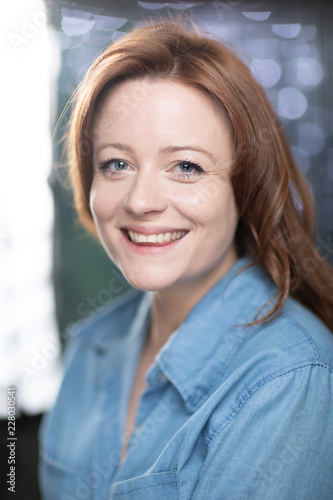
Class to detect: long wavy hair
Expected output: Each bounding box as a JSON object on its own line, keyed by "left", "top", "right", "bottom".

{"left": 66, "top": 20, "right": 333, "bottom": 331}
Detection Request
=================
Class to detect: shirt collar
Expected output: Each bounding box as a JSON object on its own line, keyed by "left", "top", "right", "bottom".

{"left": 145, "top": 256, "right": 277, "bottom": 413}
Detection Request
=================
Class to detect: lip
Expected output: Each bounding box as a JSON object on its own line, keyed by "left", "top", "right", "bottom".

{"left": 120, "top": 226, "right": 189, "bottom": 255}
{"left": 121, "top": 225, "right": 188, "bottom": 236}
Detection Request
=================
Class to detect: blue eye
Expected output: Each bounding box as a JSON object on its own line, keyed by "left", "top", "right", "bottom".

{"left": 174, "top": 161, "right": 205, "bottom": 178}
{"left": 179, "top": 163, "right": 196, "bottom": 172}
{"left": 112, "top": 160, "right": 128, "bottom": 170}
{"left": 97, "top": 157, "right": 205, "bottom": 180}
{"left": 98, "top": 159, "right": 128, "bottom": 171}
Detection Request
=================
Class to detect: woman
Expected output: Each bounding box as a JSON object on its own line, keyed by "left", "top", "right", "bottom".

{"left": 39, "top": 20, "right": 333, "bottom": 499}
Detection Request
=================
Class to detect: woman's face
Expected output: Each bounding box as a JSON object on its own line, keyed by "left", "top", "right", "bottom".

{"left": 90, "top": 79, "right": 239, "bottom": 291}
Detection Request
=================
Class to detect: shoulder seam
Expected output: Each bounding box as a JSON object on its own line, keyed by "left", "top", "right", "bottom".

{"left": 280, "top": 311, "right": 320, "bottom": 359}
{"left": 207, "top": 361, "right": 332, "bottom": 447}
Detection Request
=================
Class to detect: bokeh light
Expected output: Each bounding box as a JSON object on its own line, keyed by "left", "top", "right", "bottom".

{"left": 93, "top": 15, "right": 127, "bottom": 31}
{"left": 278, "top": 87, "right": 308, "bottom": 119}
{"left": 272, "top": 23, "right": 302, "bottom": 39}
{"left": 242, "top": 11, "right": 271, "bottom": 21}
{"left": 61, "top": 16, "right": 95, "bottom": 36}
{"left": 251, "top": 58, "right": 282, "bottom": 87}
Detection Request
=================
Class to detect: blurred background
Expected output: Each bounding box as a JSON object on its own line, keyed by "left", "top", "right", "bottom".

{"left": 49, "top": 0, "right": 333, "bottom": 341}
{"left": 1, "top": 0, "right": 332, "bottom": 498}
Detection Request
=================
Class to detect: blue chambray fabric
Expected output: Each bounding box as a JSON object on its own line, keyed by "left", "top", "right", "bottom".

{"left": 39, "top": 256, "right": 333, "bottom": 499}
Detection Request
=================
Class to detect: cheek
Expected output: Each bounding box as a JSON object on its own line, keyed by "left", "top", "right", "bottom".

{"left": 203, "top": 190, "right": 239, "bottom": 248}
{"left": 89, "top": 184, "right": 118, "bottom": 223}
{"left": 215, "top": 189, "right": 239, "bottom": 234}
{"left": 170, "top": 183, "right": 221, "bottom": 213}
{"left": 179, "top": 181, "right": 238, "bottom": 230}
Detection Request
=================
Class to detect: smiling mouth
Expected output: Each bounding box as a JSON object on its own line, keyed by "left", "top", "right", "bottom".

{"left": 125, "top": 230, "right": 187, "bottom": 245}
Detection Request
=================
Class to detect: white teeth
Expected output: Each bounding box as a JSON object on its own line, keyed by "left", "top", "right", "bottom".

{"left": 138, "top": 234, "right": 147, "bottom": 243}
{"left": 127, "top": 230, "right": 187, "bottom": 244}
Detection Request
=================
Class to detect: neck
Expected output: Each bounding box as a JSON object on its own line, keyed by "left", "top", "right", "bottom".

{"left": 147, "top": 249, "right": 239, "bottom": 354}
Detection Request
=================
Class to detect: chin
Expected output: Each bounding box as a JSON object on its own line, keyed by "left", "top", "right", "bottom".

{"left": 121, "top": 271, "right": 175, "bottom": 292}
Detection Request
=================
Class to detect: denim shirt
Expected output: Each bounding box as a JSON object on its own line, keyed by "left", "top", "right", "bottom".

{"left": 39, "top": 257, "right": 333, "bottom": 499}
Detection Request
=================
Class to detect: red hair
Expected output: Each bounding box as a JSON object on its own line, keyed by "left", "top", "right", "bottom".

{"left": 66, "top": 20, "right": 333, "bottom": 330}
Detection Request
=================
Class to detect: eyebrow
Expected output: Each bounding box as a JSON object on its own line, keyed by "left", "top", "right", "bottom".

{"left": 94, "top": 143, "right": 133, "bottom": 155}
{"left": 159, "top": 145, "right": 217, "bottom": 163}
{"left": 95, "top": 143, "right": 217, "bottom": 163}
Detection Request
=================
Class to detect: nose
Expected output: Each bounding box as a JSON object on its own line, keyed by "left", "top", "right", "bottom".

{"left": 123, "top": 170, "right": 168, "bottom": 216}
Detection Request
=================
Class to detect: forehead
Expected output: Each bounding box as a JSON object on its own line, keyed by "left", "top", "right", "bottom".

{"left": 92, "top": 78, "right": 232, "bottom": 155}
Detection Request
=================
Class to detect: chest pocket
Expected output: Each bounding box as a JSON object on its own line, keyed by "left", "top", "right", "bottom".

{"left": 110, "top": 470, "right": 179, "bottom": 499}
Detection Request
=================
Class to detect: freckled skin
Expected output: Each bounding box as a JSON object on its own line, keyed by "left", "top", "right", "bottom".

{"left": 90, "top": 79, "right": 239, "bottom": 293}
